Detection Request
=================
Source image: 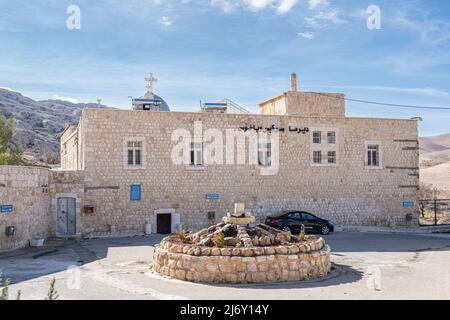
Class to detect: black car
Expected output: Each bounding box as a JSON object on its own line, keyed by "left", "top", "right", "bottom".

{"left": 265, "top": 211, "right": 334, "bottom": 235}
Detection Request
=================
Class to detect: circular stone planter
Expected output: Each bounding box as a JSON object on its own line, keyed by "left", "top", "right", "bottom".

{"left": 153, "top": 235, "right": 331, "bottom": 284}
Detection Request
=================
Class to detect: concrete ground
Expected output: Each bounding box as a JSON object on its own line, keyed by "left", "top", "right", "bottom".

{"left": 1, "top": 232, "right": 449, "bottom": 300}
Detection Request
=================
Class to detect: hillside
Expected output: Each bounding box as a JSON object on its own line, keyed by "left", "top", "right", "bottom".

{"left": 420, "top": 133, "right": 450, "bottom": 167}
{"left": 420, "top": 133, "right": 450, "bottom": 197}
{"left": 0, "top": 88, "right": 110, "bottom": 165}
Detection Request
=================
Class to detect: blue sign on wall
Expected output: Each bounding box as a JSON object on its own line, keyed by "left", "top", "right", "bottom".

{"left": 130, "top": 184, "right": 142, "bottom": 201}
{"left": 403, "top": 201, "right": 415, "bottom": 207}
{"left": 206, "top": 194, "right": 220, "bottom": 200}
{"left": 1, "top": 205, "right": 14, "bottom": 213}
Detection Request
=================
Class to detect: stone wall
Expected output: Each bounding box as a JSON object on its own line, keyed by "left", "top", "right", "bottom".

{"left": 60, "top": 120, "right": 84, "bottom": 171}
{"left": 50, "top": 170, "right": 85, "bottom": 237}
{"left": 71, "top": 108, "right": 419, "bottom": 235}
{"left": 259, "top": 92, "right": 345, "bottom": 118}
{"left": 286, "top": 92, "right": 346, "bottom": 117}
{"left": 0, "top": 166, "right": 51, "bottom": 252}
{"left": 153, "top": 236, "right": 331, "bottom": 283}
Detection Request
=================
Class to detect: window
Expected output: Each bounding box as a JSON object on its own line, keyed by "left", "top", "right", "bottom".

{"left": 313, "top": 151, "right": 322, "bottom": 164}
{"left": 190, "top": 142, "right": 204, "bottom": 166}
{"left": 288, "top": 212, "right": 301, "bottom": 220}
{"left": 327, "top": 131, "right": 336, "bottom": 144}
{"left": 130, "top": 184, "right": 142, "bottom": 201}
{"left": 258, "top": 143, "right": 272, "bottom": 167}
{"left": 367, "top": 144, "right": 380, "bottom": 167}
{"left": 328, "top": 151, "right": 336, "bottom": 164}
{"left": 127, "top": 141, "right": 142, "bottom": 166}
{"left": 313, "top": 131, "right": 321, "bottom": 144}
{"left": 302, "top": 213, "right": 315, "bottom": 221}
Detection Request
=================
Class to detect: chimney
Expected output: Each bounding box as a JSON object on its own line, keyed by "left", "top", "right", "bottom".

{"left": 290, "top": 72, "right": 297, "bottom": 92}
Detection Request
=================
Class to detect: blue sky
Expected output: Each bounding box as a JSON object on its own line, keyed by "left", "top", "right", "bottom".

{"left": 0, "top": 0, "right": 450, "bottom": 136}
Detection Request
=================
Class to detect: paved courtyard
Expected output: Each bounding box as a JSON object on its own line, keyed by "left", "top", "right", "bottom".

{"left": 0, "top": 232, "right": 449, "bottom": 300}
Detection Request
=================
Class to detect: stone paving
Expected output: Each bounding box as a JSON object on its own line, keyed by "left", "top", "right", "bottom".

{"left": 0, "top": 232, "right": 449, "bottom": 300}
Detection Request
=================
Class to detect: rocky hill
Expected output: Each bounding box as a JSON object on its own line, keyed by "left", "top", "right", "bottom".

{"left": 420, "top": 133, "right": 450, "bottom": 197}
{"left": 0, "top": 88, "right": 110, "bottom": 166}
{"left": 420, "top": 133, "right": 450, "bottom": 168}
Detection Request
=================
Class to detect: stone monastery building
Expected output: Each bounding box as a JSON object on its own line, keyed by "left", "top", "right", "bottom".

{"left": 59, "top": 72, "right": 420, "bottom": 234}
{"left": 0, "top": 73, "right": 419, "bottom": 251}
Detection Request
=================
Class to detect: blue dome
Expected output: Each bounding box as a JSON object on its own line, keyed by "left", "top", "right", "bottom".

{"left": 153, "top": 94, "right": 170, "bottom": 112}
{"left": 133, "top": 93, "right": 171, "bottom": 112}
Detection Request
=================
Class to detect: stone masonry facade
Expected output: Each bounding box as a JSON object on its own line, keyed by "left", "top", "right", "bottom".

{"left": 0, "top": 166, "right": 84, "bottom": 252}
{"left": 0, "top": 166, "right": 51, "bottom": 251}
{"left": 58, "top": 90, "right": 419, "bottom": 236}
{"left": 0, "top": 87, "right": 420, "bottom": 251}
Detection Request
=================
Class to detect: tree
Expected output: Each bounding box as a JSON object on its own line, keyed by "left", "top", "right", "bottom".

{"left": 0, "top": 110, "right": 23, "bottom": 165}
{"left": 45, "top": 278, "right": 59, "bottom": 300}
{"left": 420, "top": 183, "right": 438, "bottom": 200}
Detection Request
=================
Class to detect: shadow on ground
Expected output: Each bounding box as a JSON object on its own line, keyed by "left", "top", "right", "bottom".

{"left": 182, "top": 263, "right": 364, "bottom": 290}
{"left": 0, "top": 235, "right": 163, "bottom": 285}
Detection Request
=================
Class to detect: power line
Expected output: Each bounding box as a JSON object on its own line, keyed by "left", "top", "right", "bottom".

{"left": 315, "top": 92, "right": 450, "bottom": 110}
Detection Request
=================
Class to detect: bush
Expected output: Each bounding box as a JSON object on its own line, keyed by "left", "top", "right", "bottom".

{"left": 0, "top": 110, "right": 23, "bottom": 165}
{"left": 46, "top": 278, "right": 59, "bottom": 300}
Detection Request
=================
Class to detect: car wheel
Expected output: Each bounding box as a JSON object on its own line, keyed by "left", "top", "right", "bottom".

{"left": 321, "top": 226, "right": 330, "bottom": 235}
{"left": 281, "top": 226, "right": 291, "bottom": 232}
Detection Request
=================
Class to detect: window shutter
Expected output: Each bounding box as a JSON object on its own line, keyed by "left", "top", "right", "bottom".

{"left": 128, "top": 149, "right": 134, "bottom": 165}
{"left": 130, "top": 184, "right": 142, "bottom": 201}
{"left": 135, "top": 149, "right": 141, "bottom": 165}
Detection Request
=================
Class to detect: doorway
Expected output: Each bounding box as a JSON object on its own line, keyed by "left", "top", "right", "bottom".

{"left": 57, "top": 197, "right": 76, "bottom": 236}
{"left": 157, "top": 214, "right": 172, "bottom": 234}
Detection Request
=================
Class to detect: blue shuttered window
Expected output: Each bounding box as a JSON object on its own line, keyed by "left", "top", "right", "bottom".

{"left": 130, "top": 184, "right": 142, "bottom": 201}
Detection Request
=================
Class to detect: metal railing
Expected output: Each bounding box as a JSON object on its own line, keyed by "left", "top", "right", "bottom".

{"left": 419, "top": 199, "right": 450, "bottom": 226}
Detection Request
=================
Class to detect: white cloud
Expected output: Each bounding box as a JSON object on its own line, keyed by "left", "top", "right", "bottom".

{"left": 303, "top": 9, "right": 346, "bottom": 28}
{"left": 53, "top": 95, "right": 79, "bottom": 104}
{"left": 211, "top": 0, "right": 235, "bottom": 13}
{"left": 298, "top": 31, "right": 314, "bottom": 39}
{"left": 277, "top": 0, "right": 298, "bottom": 14}
{"left": 245, "top": 0, "right": 274, "bottom": 11}
{"left": 209, "top": 0, "right": 299, "bottom": 14}
{"left": 159, "top": 16, "right": 172, "bottom": 27}
{"left": 308, "top": 0, "right": 329, "bottom": 10}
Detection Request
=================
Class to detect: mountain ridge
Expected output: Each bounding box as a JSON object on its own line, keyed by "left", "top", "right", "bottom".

{"left": 0, "top": 88, "right": 111, "bottom": 165}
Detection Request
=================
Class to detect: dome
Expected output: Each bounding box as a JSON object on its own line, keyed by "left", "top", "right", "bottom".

{"left": 153, "top": 94, "right": 170, "bottom": 112}
{"left": 133, "top": 74, "right": 170, "bottom": 112}
{"left": 133, "top": 93, "right": 171, "bottom": 112}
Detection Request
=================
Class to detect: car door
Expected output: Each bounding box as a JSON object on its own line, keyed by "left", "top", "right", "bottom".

{"left": 287, "top": 212, "right": 302, "bottom": 233}
{"left": 301, "top": 212, "right": 320, "bottom": 233}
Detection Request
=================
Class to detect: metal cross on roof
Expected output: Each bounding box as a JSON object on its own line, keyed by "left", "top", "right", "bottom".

{"left": 145, "top": 73, "right": 157, "bottom": 94}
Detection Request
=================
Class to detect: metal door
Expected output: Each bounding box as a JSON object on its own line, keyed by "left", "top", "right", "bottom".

{"left": 57, "top": 198, "right": 76, "bottom": 236}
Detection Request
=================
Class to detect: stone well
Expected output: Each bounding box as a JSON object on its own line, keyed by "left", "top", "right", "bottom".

{"left": 152, "top": 211, "right": 331, "bottom": 284}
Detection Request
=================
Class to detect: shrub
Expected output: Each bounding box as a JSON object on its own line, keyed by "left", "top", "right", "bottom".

{"left": 46, "top": 278, "right": 59, "bottom": 300}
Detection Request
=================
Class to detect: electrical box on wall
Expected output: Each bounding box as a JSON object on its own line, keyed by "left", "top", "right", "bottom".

{"left": 5, "top": 226, "right": 15, "bottom": 236}
{"left": 208, "top": 211, "right": 215, "bottom": 220}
